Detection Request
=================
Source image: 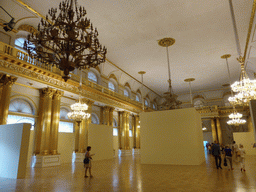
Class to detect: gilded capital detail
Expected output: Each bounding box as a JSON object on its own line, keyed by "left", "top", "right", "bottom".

{"left": 53, "top": 90, "right": 64, "bottom": 100}
{"left": 0, "top": 73, "right": 17, "bottom": 86}
{"left": 40, "top": 87, "right": 55, "bottom": 98}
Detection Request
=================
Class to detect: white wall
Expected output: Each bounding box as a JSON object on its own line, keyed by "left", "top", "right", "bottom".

{"left": 140, "top": 108, "right": 205, "bottom": 165}
{"left": 0, "top": 123, "right": 31, "bottom": 179}
{"left": 88, "top": 124, "right": 114, "bottom": 161}
{"left": 113, "top": 136, "right": 118, "bottom": 157}
{"left": 58, "top": 132, "right": 75, "bottom": 164}
{"left": 233, "top": 132, "right": 256, "bottom": 155}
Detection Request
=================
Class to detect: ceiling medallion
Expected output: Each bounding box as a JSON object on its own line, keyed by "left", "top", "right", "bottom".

{"left": 24, "top": 0, "right": 107, "bottom": 81}
{"left": 159, "top": 37, "right": 182, "bottom": 110}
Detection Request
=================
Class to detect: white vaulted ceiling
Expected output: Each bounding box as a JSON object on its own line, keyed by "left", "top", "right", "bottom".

{"left": 0, "top": 0, "right": 254, "bottom": 96}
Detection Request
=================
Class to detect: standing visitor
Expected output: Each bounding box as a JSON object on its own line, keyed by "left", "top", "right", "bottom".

{"left": 212, "top": 142, "right": 222, "bottom": 169}
{"left": 232, "top": 141, "right": 238, "bottom": 162}
{"left": 224, "top": 145, "right": 233, "bottom": 171}
{"left": 84, "top": 146, "right": 95, "bottom": 178}
{"left": 238, "top": 144, "right": 246, "bottom": 172}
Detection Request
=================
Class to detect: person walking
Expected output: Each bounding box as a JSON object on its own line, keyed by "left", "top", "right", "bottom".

{"left": 84, "top": 146, "right": 95, "bottom": 178}
{"left": 232, "top": 141, "right": 238, "bottom": 162}
{"left": 238, "top": 144, "right": 246, "bottom": 172}
{"left": 212, "top": 142, "right": 222, "bottom": 169}
{"left": 224, "top": 145, "right": 233, "bottom": 171}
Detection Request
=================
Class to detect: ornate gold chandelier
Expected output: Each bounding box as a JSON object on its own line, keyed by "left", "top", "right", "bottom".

{"left": 24, "top": 0, "right": 107, "bottom": 81}
{"left": 158, "top": 38, "right": 182, "bottom": 110}
{"left": 67, "top": 69, "right": 90, "bottom": 124}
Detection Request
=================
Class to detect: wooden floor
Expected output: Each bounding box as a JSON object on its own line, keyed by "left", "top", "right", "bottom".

{"left": 1, "top": 151, "right": 256, "bottom": 192}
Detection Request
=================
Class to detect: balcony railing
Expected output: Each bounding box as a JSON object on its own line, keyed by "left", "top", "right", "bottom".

{"left": 0, "top": 41, "right": 146, "bottom": 109}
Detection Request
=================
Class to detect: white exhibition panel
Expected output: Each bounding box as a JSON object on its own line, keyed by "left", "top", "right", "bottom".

{"left": 233, "top": 132, "right": 256, "bottom": 155}
{"left": 88, "top": 124, "right": 114, "bottom": 161}
{"left": 58, "top": 132, "right": 75, "bottom": 164}
{"left": 0, "top": 123, "right": 31, "bottom": 179}
{"left": 140, "top": 108, "right": 205, "bottom": 165}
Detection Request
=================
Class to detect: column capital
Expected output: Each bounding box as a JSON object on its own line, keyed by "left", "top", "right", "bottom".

{"left": 53, "top": 90, "right": 64, "bottom": 100}
{"left": 0, "top": 74, "right": 17, "bottom": 86}
{"left": 109, "top": 107, "right": 115, "bottom": 113}
{"left": 40, "top": 87, "right": 55, "bottom": 98}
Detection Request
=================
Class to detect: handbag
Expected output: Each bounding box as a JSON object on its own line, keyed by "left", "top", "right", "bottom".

{"left": 83, "top": 158, "right": 89, "bottom": 164}
{"left": 224, "top": 158, "right": 227, "bottom": 166}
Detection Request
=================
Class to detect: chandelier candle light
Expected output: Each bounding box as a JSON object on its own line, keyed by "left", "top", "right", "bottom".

{"left": 24, "top": 0, "right": 107, "bottom": 81}
{"left": 67, "top": 69, "right": 90, "bottom": 124}
{"left": 158, "top": 38, "right": 182, "bottom": 110}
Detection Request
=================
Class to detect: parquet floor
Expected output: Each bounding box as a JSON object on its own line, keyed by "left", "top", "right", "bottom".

{"left": 1, "top": 151, "right": 256, "bottom": 192}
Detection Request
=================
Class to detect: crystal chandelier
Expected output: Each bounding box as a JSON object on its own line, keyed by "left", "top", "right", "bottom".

{"left": 24, "top": 0, "right": 107, "bottom": 81}
{"left": 227, "top": 112, "right": 246, "bottom": 126}
{"left": 221, "top": 54, "right": 246, "bottom": 126}
{"left": 158, "top": 38, "right": 182, "bottom": 110}
{"left": 67, "top": 69, "right": 90, "bottom": 124}
{"left": 227, "top": 0, "right": 256, "bottom": 106}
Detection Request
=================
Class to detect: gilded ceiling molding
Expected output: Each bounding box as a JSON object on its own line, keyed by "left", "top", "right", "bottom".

{"left": 0, "top": 59, "right": 143, "bottom": 114}
{"left": 244, "top": 0, "right": 256, "bottom": 59}
{"left": 124, "top": 82, "right": 131, "bottom": 90}
{"left": 109, "top": 73, "right": 118, "bottom": 83}
{"left": 17, "top": 24, "right": 38, "bottom": 34}
{"left": 193, "top": 95, "right": 205, "bottom": 100}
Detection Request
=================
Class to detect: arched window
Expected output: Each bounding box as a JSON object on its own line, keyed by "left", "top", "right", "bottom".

{"left": 88, "top": 71, "right": 97, "bottom": 83}
{"left": 153, "top": 103, "right": 157, "bottom": 110}
{"left": 8, "top": 98, "right": 35, "bottom": 130}
{"left": 60, "top": 108, "right": 69, "bottom": 120}
{"left": 15, "top": 37, "right": 26, "bottom": 49}
{"left": 124, "top": 89, "right": 129, "bottom": 97}
{"left": 113, "top": 118, "right": 118, "bottom": 136}
{"left": 9, "top": 98, "right": 34, "bottom": 115}
{"left": 108, "top": 81, "right": 115, "bottom": 91}
{"left": 136, "top": 93, "right": 141, "bottom": 102}
{"left": 223, "top": 95, "right": 231, "bottom": 106}
{"left": 91, "top": 113, "right": 99, "bottom": 124}
{"left": 194, "top": 100, "right": 204, "bottom": 108}
{"left": 113, "top": 118, "right": 117, "bottom": 127}
{"left": 145, "top": 99, "right": 149, "bottom": 107}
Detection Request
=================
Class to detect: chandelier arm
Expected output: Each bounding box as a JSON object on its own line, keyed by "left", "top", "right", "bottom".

{"left": 228, "top": 0, "right": 242, "bottom": 57}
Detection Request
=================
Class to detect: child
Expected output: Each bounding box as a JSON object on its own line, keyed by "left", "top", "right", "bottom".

{"left": 84, "top": 146, "right": 95, "bottom": 177}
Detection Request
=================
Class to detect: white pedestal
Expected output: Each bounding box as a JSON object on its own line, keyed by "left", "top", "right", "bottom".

{"left": 32, "top": 155, "right": 61, "bottom": 167}
{"left": 119, "top": 149, "right": 132, "bottom": 156}
{"left": 73, "top": 152, "right": 85, "bottom": 163}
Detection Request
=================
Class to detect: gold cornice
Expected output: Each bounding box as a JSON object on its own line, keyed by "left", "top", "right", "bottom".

{"left": 17, "top": 24, "right": 38, "bottom": 34}
{"left": 244, "top": 0, "right": 256, "bottom": 59}
{"left": 14, "top": 82, "right": 38, "bottom": 90}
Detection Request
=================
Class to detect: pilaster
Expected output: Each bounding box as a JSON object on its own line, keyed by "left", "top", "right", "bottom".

{"left": 211, "top": 118, "right": 218, "bottom": 143}
{"left": 216, "top": 118, "right": 222, "bottom": 144}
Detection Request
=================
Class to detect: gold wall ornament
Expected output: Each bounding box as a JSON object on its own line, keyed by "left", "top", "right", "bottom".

{"left": 17, "top": 24, "right": 38, "bottom": 34}
{"left": 24, "top": 0, "right": 107, "bottom": 81}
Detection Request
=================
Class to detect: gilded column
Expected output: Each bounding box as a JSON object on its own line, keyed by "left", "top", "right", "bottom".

{"left": 84, "top": 99, "right": 94, "bottom": 148}
{"left": 136, "top": 116, "right": 140, "bottom": 149}
{"left": 216, "top": 117, "right": 222, "bottom": 144}
{"left": 247, "top": 115, "right": 254, "bottom": 133}
{"left": 50, "top": 90, "right": 63, "bottom": 155}
{"left": 0, "top": 74, "right": 17, "bottom": 125}
{"left": 39, "top": 88, "right": 54, "bottom": 155}
{"left": 100, "top": 106, "right": 104, "bottom": 125}
{"left": 109, "top": 107, "right": 114, "bottom": 126}
{"left": 74, "top": 122, "right": 80, "bottom": 152}
{"left": 132, "top": 115, "right": 136, "bottom": 148}
{"left": 211, "top": 118, "right": 218, "bottom": 143}
{"left": 123, "top": 111, "right": 130, "bottom": 150}
{"left": 78, "top": 120, "right": 86, "bottom": 153}
{"left": 103, "top": 106, "right": 110, "bottom": 125}
{"left": 118, "top": 111, "right": 122, "bottom": 149}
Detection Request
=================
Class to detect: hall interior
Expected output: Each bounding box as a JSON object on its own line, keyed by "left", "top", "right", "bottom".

{"left": 0, "top": 0, "right": 256, "bottom": 190}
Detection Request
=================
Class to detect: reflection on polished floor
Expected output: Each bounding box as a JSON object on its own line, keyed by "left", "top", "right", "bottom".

{"left": 1, "top": 151, "right": 256, "bottom": 192}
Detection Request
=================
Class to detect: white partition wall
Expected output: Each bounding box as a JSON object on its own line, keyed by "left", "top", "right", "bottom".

{"left": 88, "top": 124, "right": 114, "bottom": 161}
{"left": 233, "top": 132, "right": 256, "bottom": 155}
{"left": 0, "top": 123, "right": 31, "bottom": 179}
{"left": 140, "top": 108, "right": 205, "bottom": 165}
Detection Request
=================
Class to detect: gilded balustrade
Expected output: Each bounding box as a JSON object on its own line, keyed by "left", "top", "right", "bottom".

{"left": 0, "top": 41, "right": 152, "bottom": 113}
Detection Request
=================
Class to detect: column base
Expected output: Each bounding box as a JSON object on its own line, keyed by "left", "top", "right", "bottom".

{"left": 133, "top": 148, "right": 140, "bottom": 155}
{"left": 32, "top": 155, "right": 61, "bottom": 167}
{"left": 119, "top": 149, "right": 132, "bottom": 156}
{"left": 72, "top": 152, "right": 85, "bottom": 163}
